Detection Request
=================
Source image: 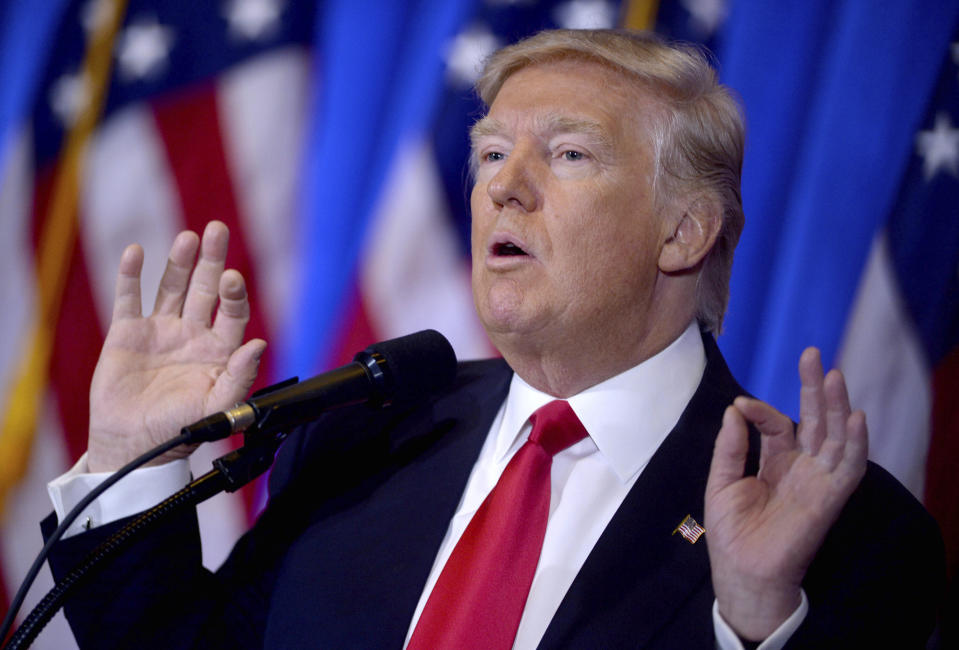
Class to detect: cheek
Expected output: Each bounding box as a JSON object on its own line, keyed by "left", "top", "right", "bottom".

{"left": 469, "top": 186, "right": 488, "bottom": 252}
{"left": 563, "top": 204, "right": 660, "bottom": 287}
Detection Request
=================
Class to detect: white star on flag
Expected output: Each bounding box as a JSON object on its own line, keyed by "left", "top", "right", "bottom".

{"left": 916, "top": 111, "right": 959, "bottom": 181}
{"left": 115, "top": 17, "right": 175, "bottom": 82}
{"left": 224, "top": 0, "right": 284, "bottom": 43}
{"left": 444, "top": 24, "right": 501, "bottom": 87}
{"left": 553, "top": 0, "right": 618, "bottom": 30}
{"left": 49, "top": 71, "right": 90, "bottom": 127}
{"left": 681, "top": 0, "right": 728, "bottom": 37}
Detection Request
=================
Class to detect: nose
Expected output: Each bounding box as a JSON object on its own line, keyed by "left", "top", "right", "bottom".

{"left": 486, "top": 144, "right": 541, "bottom": 213}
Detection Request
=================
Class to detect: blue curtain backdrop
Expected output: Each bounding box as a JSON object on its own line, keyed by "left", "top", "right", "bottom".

{"left": 717, "top": 1, "right": 959, "bottom": 416}
{"left": 0, "top": 1, "right": 71, "bottom": 173}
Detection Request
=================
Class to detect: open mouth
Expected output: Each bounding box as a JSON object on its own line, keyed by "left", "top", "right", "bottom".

{"left": 493, "top": 241, "right": 528, "bottom": 256}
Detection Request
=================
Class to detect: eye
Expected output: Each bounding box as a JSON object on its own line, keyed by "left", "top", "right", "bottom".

{"left": 562, "top": 150, "right": 585, "bottom": 162}
{"left": 484, "top": 151, "right": 505, "bottom": 163}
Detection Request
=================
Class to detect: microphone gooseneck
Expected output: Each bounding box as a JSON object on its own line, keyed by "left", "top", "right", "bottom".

{"left": 182, "top": 329, "right": 457, "bottom": 444}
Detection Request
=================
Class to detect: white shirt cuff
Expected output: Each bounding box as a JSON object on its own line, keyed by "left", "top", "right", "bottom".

{"left": 713, "top": 590, "right": 809, "bottom": 650}
{"left": 47, "top": 453, "right": 191, "bottom": 539}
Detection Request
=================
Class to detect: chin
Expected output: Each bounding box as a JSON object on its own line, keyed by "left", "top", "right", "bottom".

{"left": 475, "top": 276, "right": 519, "bottom": 317}
{"left": 478, "top": 307, "right": 524, "bottom": 339}
{"left": 480, "top": 309, "right": 553, "bottom": 358}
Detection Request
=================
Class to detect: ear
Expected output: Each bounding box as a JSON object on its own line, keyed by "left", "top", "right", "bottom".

{"left": 658, "top": 195, "right": 723, "bottom": 273}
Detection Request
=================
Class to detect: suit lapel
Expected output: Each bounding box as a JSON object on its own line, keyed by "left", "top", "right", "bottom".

{"left": 539, "top": 334, "right": 748, "bottom": 648}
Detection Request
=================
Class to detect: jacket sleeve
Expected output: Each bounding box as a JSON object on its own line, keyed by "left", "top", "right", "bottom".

{"left": 785, "top": 462, "right": 946, "bottom": 649}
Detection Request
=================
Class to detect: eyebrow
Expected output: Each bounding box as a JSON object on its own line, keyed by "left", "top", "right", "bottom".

{"left": 469, "top": 112, "right": 614, "bottom": 151}
{"left": 469, "top": 116, "right": 506, "bottom": 143}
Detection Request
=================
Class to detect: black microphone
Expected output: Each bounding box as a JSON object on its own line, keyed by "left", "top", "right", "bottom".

{"left": 183, "top": 329, "right": 456, "bottom": 443}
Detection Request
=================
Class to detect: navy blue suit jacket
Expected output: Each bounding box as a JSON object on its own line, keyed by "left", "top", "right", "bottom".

{"left": 45, "top": 333, "right": 944, "bottom": 648}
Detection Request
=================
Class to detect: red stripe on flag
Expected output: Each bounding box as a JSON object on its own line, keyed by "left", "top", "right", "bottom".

{"left": 149, "top": 83, "right": 274, "bottom": 393}
{"left": 328, "top": 282, "right": 378, "bottom": 371}
{"left": 150, "top": 83, "right": 275, "bottom": 519}
{"left": 925, "top": 344, "right": 959, "bottom": 581}
{"left": 29, "top": 164, "right": 104, "bottom": 462}
{"left": 50, "top": 240, "right": 105, "bottom": 461}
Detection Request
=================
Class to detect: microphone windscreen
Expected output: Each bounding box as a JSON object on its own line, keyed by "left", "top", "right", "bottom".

{"left": 363, "top": 330, "right": 457, "bottom": 404}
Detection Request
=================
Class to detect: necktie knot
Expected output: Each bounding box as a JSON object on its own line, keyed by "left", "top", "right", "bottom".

{"left": 528, "top": 400, "right": 588, "bottom": 456}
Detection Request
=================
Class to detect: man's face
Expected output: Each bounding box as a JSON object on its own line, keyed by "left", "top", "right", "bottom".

{"left": 470, "top": 59, "right": 674, "bottom": 366}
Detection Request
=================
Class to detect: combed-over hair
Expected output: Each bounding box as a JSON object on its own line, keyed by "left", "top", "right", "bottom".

{"left": 474, "top": 29, "right": 745, "bottom": 335}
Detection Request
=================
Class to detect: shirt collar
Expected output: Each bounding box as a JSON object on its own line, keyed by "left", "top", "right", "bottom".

{"left": 497, "top": 321, "right": 706, "bottom": 482}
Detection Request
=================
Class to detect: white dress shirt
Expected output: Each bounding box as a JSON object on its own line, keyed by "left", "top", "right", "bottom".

{"left": 49, "top": 322, "right": 805, "bottom": 648}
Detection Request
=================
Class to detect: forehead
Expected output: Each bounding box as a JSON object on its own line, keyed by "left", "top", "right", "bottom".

{"left": 475, "top": 59, "right": 662, "bottom": 143}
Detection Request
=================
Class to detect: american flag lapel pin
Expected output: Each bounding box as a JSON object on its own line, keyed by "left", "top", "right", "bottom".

{"left": 672, "top": 514, "right": 705, "bottom": 544}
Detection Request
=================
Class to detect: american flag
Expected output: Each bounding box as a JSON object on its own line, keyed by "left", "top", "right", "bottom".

{"left": 673, "top": 514, "right": 705, "bottom": 545}
{"left": 0, "top": 2, "right": 315, "bottom": 644}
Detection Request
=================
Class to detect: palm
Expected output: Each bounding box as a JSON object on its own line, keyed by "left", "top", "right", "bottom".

{"left": 708, "top": 450, "right": 844, "bottom": 585}
{"left": 92, "top": 318, "right": 232, "bottom": 454}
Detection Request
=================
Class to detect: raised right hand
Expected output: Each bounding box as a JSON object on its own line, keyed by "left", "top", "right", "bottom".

{"left": 87, "top": 221, "right": 267, "bottom": 472}
{"left": 704, "top": 348, "right": 868, "bottom": 640}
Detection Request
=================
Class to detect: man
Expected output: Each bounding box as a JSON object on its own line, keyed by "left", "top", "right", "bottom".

{"left": 46, "top": 29, "right": 942, "bottom": 648}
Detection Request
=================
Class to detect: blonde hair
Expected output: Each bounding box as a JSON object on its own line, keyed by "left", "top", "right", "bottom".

{"left": 474, "top": 29, "right": 745, "bottom": 335}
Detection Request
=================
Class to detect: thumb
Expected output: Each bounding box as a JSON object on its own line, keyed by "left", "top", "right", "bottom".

{"left": 209, "top": 339, "right": 267, "bottom": 410}
{"left": 706, "top": 405, "right": 749, "bottom": 501}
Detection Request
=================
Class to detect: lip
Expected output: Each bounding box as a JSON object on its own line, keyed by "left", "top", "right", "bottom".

{"left": 485, "top": 231, "right": 535, "bottom": 269}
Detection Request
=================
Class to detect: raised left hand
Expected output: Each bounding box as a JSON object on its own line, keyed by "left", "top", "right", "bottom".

{"left": 704, "top": 348, "right": 868, "bottom": 640}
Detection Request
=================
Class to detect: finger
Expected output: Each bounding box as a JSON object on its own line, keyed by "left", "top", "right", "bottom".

{"left": 796, "top": 347, "right": 826, "bottom": 455}
{"left": 817, "top": 369, "right": 853, "bottom": 469}
{"left": 706, "top": 405, "right": 750, "bottom": 500}
{"left": 212, "top": 269, "right": 250, "bottom": 348}
{"left": 206, "top": 338, "right": 267, "bottom": 411}
{"left": 113, "top": 244, "right": 144, "bottom": 320}
{"left": 733, "top": 396, "right": 795, "bottom": 466}
{"left": 836, "top": 409, "right": 868, "bottom": 488}
{"left": 153, "top": 230, "right": 200, "bottom": 315}
{"left": 182, "top": 221, "right": 229, "bottom": 324}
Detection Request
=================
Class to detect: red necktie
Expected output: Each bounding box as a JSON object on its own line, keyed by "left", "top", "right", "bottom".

{"left": 407, "top": 400, "right": 589, "bottom": 650}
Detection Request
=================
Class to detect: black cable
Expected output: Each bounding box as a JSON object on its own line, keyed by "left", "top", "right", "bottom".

{"left": 0, "top": 431, "right": 192, "bottom": 643}
{"left": 2, "top": 422, "right": 286, "bottom": 649}
{"left": 4, "top": 465, "right": 229, "bottom": 649}
{"left": 1, "top": 375, "right": 300, "bottom": 644}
